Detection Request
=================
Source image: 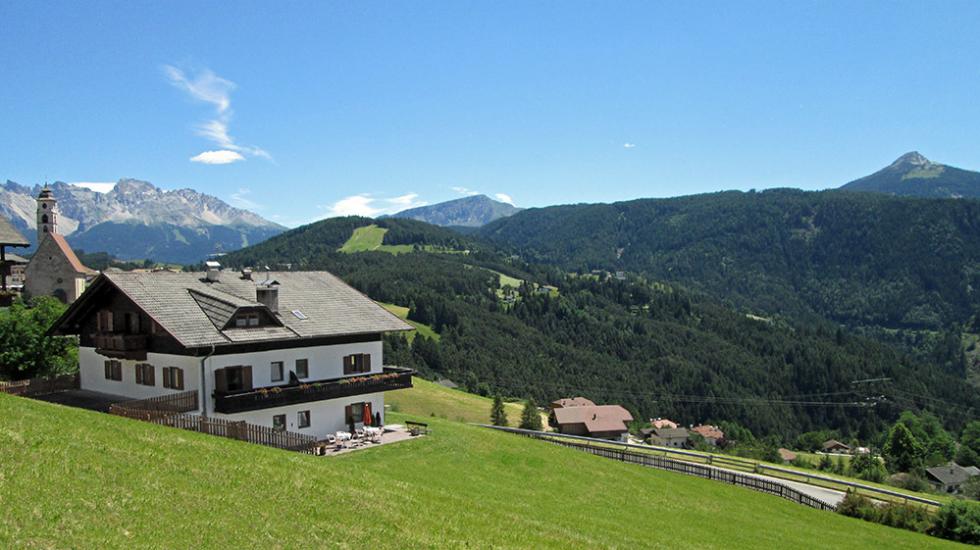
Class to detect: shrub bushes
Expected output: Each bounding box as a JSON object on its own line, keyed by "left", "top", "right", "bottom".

{"left": 839, "top": 492, "right": 980, "bottom": 544}
{"left": 930, "top": 501, "right": 980, "bottom": 545}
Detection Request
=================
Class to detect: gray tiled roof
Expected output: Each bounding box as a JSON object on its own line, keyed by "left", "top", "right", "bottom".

{"left": 926, "top": 462, "right": 976, "bottom": 486}
{"left": 654, "top": 427, "right": 690, "bottom": 439}
{"left": 102, "top": 270, "right": 412, "bottom": 348}
{"left": 0, "top": 216, "right": 29, "bottom": 247}
{"left": 189, "top": 289, "right": 250, "bottom": 329}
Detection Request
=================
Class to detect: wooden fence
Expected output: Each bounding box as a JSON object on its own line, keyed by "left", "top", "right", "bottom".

{"left": 110, "top": 401, "right": 317, "bottom": 454}
{"left": 484, "top": 426, "right": 837, "bottom": 512}
{"left": 112, "top": 390, "right": 199, "bottom": 414}
{"left": 0, "top": 373, "right": 79, "bottom": 396}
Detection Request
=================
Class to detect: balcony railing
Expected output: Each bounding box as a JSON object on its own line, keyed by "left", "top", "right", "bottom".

{"left": 212, "top": 366, "right": 414, "bottom": 414}
{"left": 94, "top": 333, "right": 149, "bottom": 360}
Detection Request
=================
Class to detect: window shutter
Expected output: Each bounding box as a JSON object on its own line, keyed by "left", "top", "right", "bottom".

{"left": 343, "top": 355, "right": 352, "bottom": 373}
{"left": 104, "top": 360, "right": 111, "bottom": 379}
{"left": 176, "top": 368, "right": 184, "bottom": 390}
{"left": 135, "top": 364, "right": 143, "bottom": 385}
{"left": 345, "top": 404, "right": 352, "bottom": 424}
{"left": 364, "top": 354, "right": 372, "bottom": 372}
{"left": 242, "top": 366, "right": 253, "bottom": 390}
{"left": 162, "top": 367, "right": 170, "bottom": 389}
{"left": 214, "top": 368, "right": 228, "bottom": 392}
{"left": 147, "top": 365, "right": 155, "bottom": 386}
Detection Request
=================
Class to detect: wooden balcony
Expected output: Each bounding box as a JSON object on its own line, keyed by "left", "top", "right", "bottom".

{"left": 212, "top": 366, "right": 414, "bottom": 414}
{"left": 94, "top": 333, "right": 149, "bottom": 360}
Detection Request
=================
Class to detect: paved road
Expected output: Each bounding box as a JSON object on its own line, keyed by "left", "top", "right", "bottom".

{"left": 737, "top": 469, "right": 846, "bottom": 506}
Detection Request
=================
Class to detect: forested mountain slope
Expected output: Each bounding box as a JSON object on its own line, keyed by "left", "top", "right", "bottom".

{"left": 387, "top": 194, "right": 522, "bottom": 227}
{"left": 479, "top": 189, "right": 980, "bottom": 332}
{"left": 223, "top": 216, "right": 979, "bottom": 440}
{"left": 841, "top": 151, "right": 980, "bottom": 199}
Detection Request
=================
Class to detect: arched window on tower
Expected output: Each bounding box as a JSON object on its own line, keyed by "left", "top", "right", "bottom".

{"left": 41, "top": 214, "right": 48, "bottom": 224}
{"left": 43, "top": 227, "right": 48, "bottom": 233}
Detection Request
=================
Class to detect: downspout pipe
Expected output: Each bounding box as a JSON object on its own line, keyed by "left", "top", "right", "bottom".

{"left": 199, "top": 343, "right": 216, "bottom": 417}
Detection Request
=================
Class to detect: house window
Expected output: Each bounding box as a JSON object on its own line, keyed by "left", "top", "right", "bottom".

{"left": 270, "top": 361, "right": 284, "bottom": 382}
{"left": 272, "top": 414, "right": 286, "bottom": 432}
{"left": 124, "top": 312, "right": 140, "bottom": 334}
{"left": 345, "top": 402, "right": 365, "bottom": 425}
{"left": 298, "top": 410, "right": 310, "bottom": 429}
{"left": 343, "top": 353, "right": 371, "bottom": 375}
{"left": 104, "top": 360, "right": 122, "bottom": 381}
{"left": 215, "top": 365, "right": 252, "bottom": 392}
{"left": 234, "top": 312, "right": 260, "bottom": 328}
{"left": 135, "top": 363, "right": 155, "bottom": 386}
{"left": 97, "top": 310, "right": 113, "bottom": 332}
{"left": 162, "top": 367, "right": 184, "bottom": 390}
{"left": 295, "top": 359, "right": 309, "bottom": 379}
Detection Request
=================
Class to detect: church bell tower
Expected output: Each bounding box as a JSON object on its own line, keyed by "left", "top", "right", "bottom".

{"left": 36, "top": 186, "right": 58, "bottom": 242}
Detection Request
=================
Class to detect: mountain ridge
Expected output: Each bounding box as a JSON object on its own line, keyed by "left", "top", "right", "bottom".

{"left": 387, "top": 194, "right": 522, "bottom": 227}
{"left": 0, "top": 178, "right": 284, "bottom": 263}
{"left": 840, "top": 151, "right": 980, "bottom": 198}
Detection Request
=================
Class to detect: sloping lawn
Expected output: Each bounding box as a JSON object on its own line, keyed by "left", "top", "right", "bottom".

{"left": 338, "top": 225, "right": 414, "bottom": 254}
{"left": 387, "top": 376, "right": 527, "bottom": 425}
{"left": 377, "top": 302, "right": 440, "bottom": 342}
{"left": 0, "top": 394, "right": 960, "bottom": 548}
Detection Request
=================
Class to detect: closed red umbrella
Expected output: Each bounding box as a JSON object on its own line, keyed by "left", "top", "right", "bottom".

{"left": 363, "top": 402, "right": 372, "bottom": 425}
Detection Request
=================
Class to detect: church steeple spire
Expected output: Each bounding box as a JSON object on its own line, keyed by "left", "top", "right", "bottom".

{"left": 36, "top": 184, "right": 58, "bottom": 242}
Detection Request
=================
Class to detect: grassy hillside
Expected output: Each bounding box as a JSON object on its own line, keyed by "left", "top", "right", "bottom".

{"left": 339, "top": 224, "right": 414, "bottom": 254}
{"left": 387, "top": 376, "right": 529, "bottom": 425}
{"left": 0, "top": 394, "right": 957, "bottom": 549}
{"left": 377, "top": 302, "right": 440, "bottom": 343}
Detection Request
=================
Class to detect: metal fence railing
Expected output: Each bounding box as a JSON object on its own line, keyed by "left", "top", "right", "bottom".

{"left": 480, "top": 425, "right": 943, "bottom": 509}
{"left": 481, "top": 425, "right": 844, "bottom": 511}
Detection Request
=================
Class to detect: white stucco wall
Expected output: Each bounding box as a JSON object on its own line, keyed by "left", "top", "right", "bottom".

{"left": 215, "top": 392, "right": 385, "bottom": 438}
{"left": 79, "top": 339, "right": 388, "bottom": 439}
{"left": 202, "top": 340, "right": 383, "bottom": 414}
{"left": 79, "top": 347, "right": 200, "bottom": 400}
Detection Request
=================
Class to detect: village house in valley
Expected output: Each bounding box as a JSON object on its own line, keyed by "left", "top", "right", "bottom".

{"left": 690, "top": 424, "right": 725, "bottom": 446}
{"left": 925, "top": 462, "right": 980, "bottom": 494}
{"left": 0, "top": 214, "right": 30, "bottom": 304}
{"left": 549, "top": 398, "right": 633, "bottom": 441}
{"left": 48, "top": 265, "right": 415, "bottom": 438}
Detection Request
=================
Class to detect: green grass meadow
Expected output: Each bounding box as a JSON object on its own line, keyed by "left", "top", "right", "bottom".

{"left": 338, "top": 225, "right": 414, "bottom": 254}
{"left": 378, "top": 302, "right": 440, "bottom": 343}
{"left": 387, "top": 376, "right": 527, "bottom": 425}
{"left": 0, "top": 389, "right": 961, "bottom": 548}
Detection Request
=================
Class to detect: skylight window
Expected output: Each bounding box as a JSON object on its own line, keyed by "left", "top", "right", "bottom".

{"left": 291, "top": 310, "right": 308, "bottom": 320}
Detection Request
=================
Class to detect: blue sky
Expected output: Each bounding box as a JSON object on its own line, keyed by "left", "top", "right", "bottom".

{"left": 2, "top": 1, "right": 979, "bottom": 227}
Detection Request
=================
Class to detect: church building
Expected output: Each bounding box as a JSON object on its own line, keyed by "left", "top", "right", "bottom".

{"left": 24, "top": 186, "right": 95, "bottom": 303}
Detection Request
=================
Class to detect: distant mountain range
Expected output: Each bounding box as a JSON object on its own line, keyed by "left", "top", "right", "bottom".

{"left": 0, "top": 179, "right": 284, "bottom": 264}
{"left": 840, "top": 152, "right": 980, "bottom": 198}
{"left": 388, "top": 194, "right": 522, "bottom": 227}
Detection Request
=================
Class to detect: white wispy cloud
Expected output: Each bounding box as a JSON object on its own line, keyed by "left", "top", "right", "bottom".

{"left": 623, "top": 142, "right": 637, "bottom": 149}
{"left": 164, "top": 64, "right": 271, "bottom": 164}
{"left": 495, "top": 193, "right": 516, "bottom": 205}
{"left": 190, "top": 150, "right": 245, "bottom": 165}
{"left": 163, "top": 65, "right": 234, "bottom": 113}
{"left": 229, "top": 187, "right": 261, "bottom": 210}
{"left": 69, "top": 181, "right": 115, "bottom": 193}
{"left": 320, "top": 193, "right": 428, "bottom": 218}
{"left": 451, "top": 186, "right": 480, "bottom": 196}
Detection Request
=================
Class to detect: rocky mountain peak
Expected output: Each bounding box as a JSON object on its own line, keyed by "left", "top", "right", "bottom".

{"left": 889, "top": 151, "right": 932, "bottom": 169}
